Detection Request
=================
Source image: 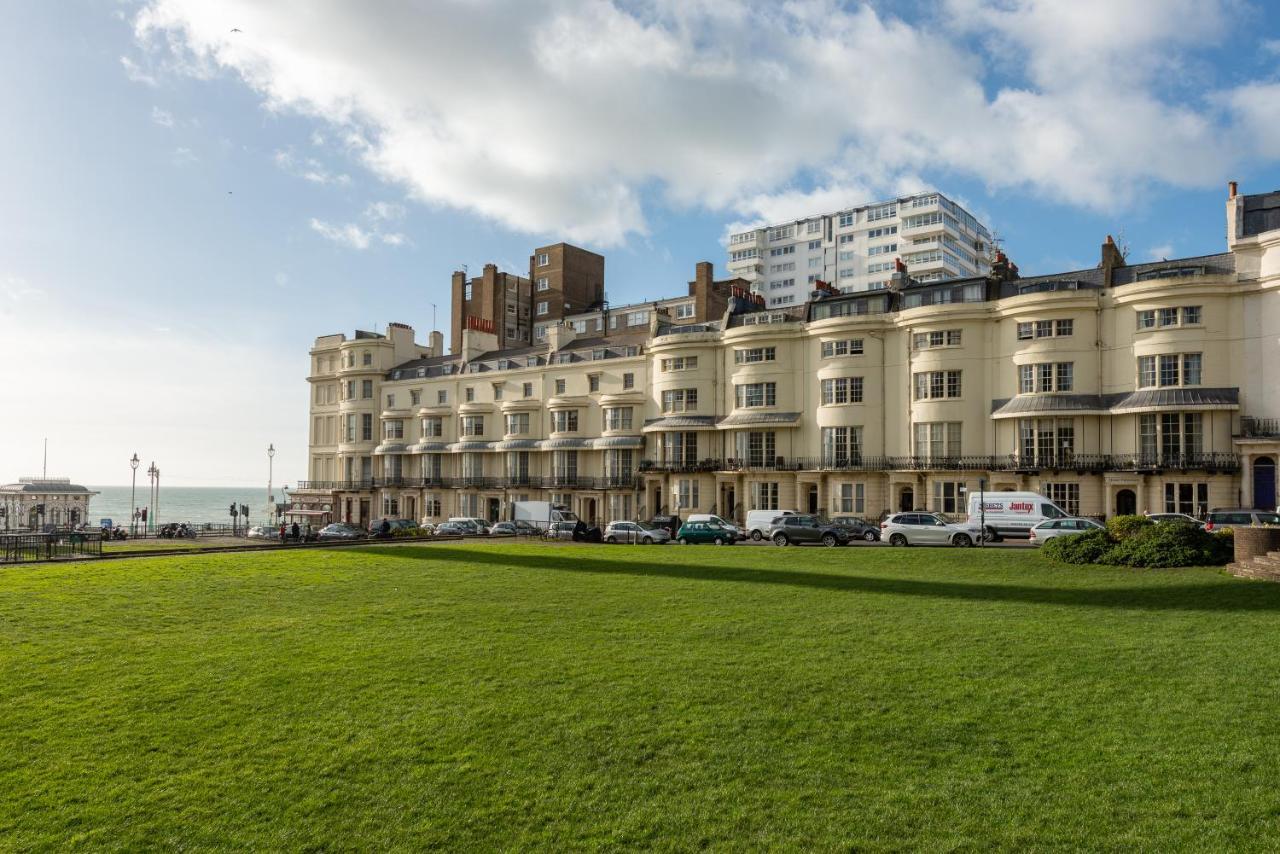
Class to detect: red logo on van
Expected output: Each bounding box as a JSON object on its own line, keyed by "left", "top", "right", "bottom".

{"left": 1009, "top": 502, "right": 1034, "bottom": 513}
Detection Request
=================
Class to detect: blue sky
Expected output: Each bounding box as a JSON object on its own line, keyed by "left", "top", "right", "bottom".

{"left": 3, "top": 0, "right": 1279, "bottom": 487}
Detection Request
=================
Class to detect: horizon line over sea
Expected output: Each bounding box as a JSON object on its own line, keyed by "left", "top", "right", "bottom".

{"left": 86, "top": 485, "right": 286, "bottom": 526}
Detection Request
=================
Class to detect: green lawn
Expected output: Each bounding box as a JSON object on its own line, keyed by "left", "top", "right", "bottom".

{"left": 3, "top": 542, "right": 1279, "bottom": 849}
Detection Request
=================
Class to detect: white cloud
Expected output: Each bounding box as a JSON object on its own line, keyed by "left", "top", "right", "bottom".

{"left": 120, "top": 55, "right": 158, "bottom": 87}
{"left": 171, "top": 146, "right": 198, "bottom": 166}
{"left": 274, "top": 271, "right": 289, "bottom": 288}
{"left": 132, "top": 0, "right": 1280, "bottom": 244}
{"left": 1, "top": 275, "right": 42, "bottom": 303}
{"left": 309, "top": 218, "right": 373, "bottom": 249}
{"left": 150, "top": 106, "right": 175, "bottom": 128}
{"left": 1148, "top": 243, "right": 1175, "bottom": 261}
{"left": 364, "top": 201, "right": 404, "bottom": 222}
{"left": 273, "top": 148, "right": 350, "bottom": 186}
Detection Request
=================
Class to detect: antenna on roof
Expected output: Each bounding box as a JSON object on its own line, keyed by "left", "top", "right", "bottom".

{"left": 42, "top": 438, "right": 47, "bottom": 479}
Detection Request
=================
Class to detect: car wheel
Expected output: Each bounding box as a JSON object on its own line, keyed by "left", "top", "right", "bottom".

{"left": 889, "top": 533, "right": 908, "bottom": 547}
{"left": 751, "top": 530, "right": 763, "bottom": 541}
{"left": 772, "top": 534, "right": 789, "bottom": 547}
{"left": 642, "top": 536, "right": 653, "bottom": 545}
{"left": 982, "top": 526, "right": 1001, "bottom": 543}
{"left": 863, "top": 530, "right": 877, "bottom": 541}
{"left": 953, "top": 533, "right": 972, "bottom": 548}
{"left": 714, "top": 537, "right": 724, "bottom": 546}
{"left": 821, "top": 533, "right": 838, "bottom": 547}
{"left": 678, "top": 537, "right": 689, "bottom": 545}
{"left": 605, "top": 535, "right": 616, "bottom": 544}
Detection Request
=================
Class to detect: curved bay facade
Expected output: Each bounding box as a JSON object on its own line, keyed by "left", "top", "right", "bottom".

{"left": 297, "top": 187, "right": 1280, "bottom": 527}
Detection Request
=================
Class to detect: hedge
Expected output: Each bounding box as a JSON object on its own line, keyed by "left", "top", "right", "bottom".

{"left": 1042, "top": 517, "right": 1232, "bottom": 568}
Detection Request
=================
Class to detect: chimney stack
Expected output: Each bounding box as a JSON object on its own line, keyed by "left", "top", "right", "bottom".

{"left": 1100, "top": 234, "right": 1126, "bottom": 288}
{"left": 1229, "top": 180, "right": 1238, "bottom": 199}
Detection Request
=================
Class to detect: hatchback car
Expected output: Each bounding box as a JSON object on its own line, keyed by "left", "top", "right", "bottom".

{"left": 433, "top": 521, "right": 466, "bottom": 536}
{"left": 489, "top": 521, "right": 537, "bottom": 537}
{"left": 544, "top": 520, "right": 580, "bottom": 541}
{"left": 603, "top": 521, "right": 670, "bottom": 544}
{"left": 1146, "top": 512, "right": 1204, "bottom": 527}
{"left": 1028, "top": 517, "right": 1105, "bottom": 545}
{"left": 1204, "top": 509, "right": 1280, "bottom": 531}
{"left": 767, "top": 515, "right": 851, "bottom": 547}
{"left": 829, "top": 516, "right": 881, "bottom": 542}
{"left": 674, "top": 521, "right": 736, "bottom": 545}
{"left": 880, "top": 513, "right": 983, "bottom": 547}
{"left": 317, "top": 523, "right": 365, "bottom": 541}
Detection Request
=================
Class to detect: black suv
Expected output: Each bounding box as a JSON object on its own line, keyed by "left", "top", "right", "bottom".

{"left": 829, "top": 516, "right": 880, "bottom": 542}
{"left": 767, "top": 515, "right": 852, "bottom": 547}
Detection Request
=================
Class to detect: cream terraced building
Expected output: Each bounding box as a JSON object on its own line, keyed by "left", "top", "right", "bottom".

{"left": 296, "top": 185, "right": 1280, "bottom": 527}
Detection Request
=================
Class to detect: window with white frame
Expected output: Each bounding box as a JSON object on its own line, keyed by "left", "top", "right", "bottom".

{"left": 384, "top": 420, "right": 404, "bottom": 439}
{"left": 932, "top": 481, "right": 966, "bottom": 513}
{"left": 1018, "top": 418, "right": 1075, "bottom": 462}
{"left": 605, "top": 407, "right": 633, "bottom": 431}
{"left": 821, "top": 339, "right": 864, "bottom": 358}
{"left": 661, "top": 356, "right": 698, "bottom": 372}
{"left": 627, "top": 310, "right": 649, "bottom": 326}
{"left": 838, "top": 482, "right": 865, "bottom": 514}
{"left": 821, "top": 377, "right": 864, "bottom": 405}
{"left": 662, "top": 432, "right": 698, "bottom": 465}
{"left": 1138, "top": 413, "right": 1204, "bottom": 459}
{"left": 554, "top": 378, "right": 566, "bottom": 395}
{"left": 536, "top": 277, "right": 549, "bottom": 291}
{"left": 505, "top": 413, "right": 529, "bottom": 435}
{"left": 913, "top": 330, "right": 962, "bottom": 349}
{"left": 674, "top": 303, "right": 695, "bottom": 319}
{"left": 1137, "top": 353, "right": 1202, "bottom": 388}
{"left": 675, "top": 479, "right": 700, "bottom": 511}
{"left": 536, "top": 253, "right": 550, "bottom": 267}
{"left": 460, "top": 415, "right": 484, "bottom": 436}
{"left": 752, "top": 482, "right": 779, "bottom": 510}
{"left": 767, "top": 225, "right": 795, "bottom": 241}
{"left": 422, "top": 416, "right": 443, "bottom": 437}
{"left": 734, "top": 346, "right": 776, "bottom": 364}
{"left": 536, "top": 301, "right": 548, "bottom": 315}
{"left": 661, "top": 388, "right": 698, "bottom": 413}
{"left": 735, "top": 431, "right": 776, "bottom": 467}
{"left": 1164, "top": 482, "right": 1209, "bottom": 516}
{"left": 913, "top": 370, "right": 962, "bottom": 400}
{"left": 522, "top": 382, "right": 534, "bottom": 398}
{"left": 914, "top": 422, "right": 962, "bottom": 458}
{"left": 822, "top": 426, "right": 863, "bottom": 465}
{"left": 1042, "top": 483, "right": 1081, "bottom": 516}
{"left": 551, "top": 410, "right": 579, "bottom": 432}
{"left": 1018, "top": 362, "right": 1074, "bottom": 393}
{"left": 735, "top": 382, "right": 777, "bottom": 408}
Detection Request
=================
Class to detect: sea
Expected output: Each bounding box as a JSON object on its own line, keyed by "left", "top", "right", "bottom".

{"left": 88, "top": 486, "right": 276, "bottom": 526}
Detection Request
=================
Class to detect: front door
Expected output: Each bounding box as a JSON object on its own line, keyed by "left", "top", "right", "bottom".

{"left": 899, "top": 487, "right": 914, "bottom": 512}
{"left": 487, "top": 497, "right": 501, "bottom": 523}
{"left": 1254, "top": 457, "right": 1277, "bottom": 510}
{"left": 1115, "top": 489, "right": 1136, "bottom": 517}
{"left": 358, "top": 499, "right": 370, "bottom": 527}
{"left": 807, "top": 486, "right": 819, "bottom": 515}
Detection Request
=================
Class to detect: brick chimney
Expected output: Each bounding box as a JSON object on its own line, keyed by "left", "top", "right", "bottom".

{"left": 1100, "top": 235, "right": 1126, "bottom": 288}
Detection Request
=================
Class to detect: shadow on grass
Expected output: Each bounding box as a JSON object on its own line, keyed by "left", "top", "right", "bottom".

{"left": 343, "top": 544, "right": 1280, "bottom": 613}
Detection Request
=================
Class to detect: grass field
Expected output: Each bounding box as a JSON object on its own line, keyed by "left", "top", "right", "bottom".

{"left": 3, "top": 542, "right": 1279, "bottom": 849}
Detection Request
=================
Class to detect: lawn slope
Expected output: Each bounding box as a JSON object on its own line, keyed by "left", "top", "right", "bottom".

{"left": 2, "top": 543, "right": 1278, "bottom": 849}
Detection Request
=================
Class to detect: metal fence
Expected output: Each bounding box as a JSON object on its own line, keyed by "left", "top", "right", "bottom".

{"left": 1, "top": 531, "right": 103, "bottom": 564}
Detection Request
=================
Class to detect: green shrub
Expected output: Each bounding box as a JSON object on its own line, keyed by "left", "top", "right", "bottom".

{"left": 1042, "top": 528, "right": 1113, "bottom": 564}
{"left": 1106, "top": 514, "right": 1155, "bottom": 541}
{"left": 1043, "top": 520, "right": 1232, "bottom": 569}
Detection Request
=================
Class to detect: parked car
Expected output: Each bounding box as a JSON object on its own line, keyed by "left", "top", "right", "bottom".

{"left": 317, "top": 523, "right": 365, "bottom": 541}
{"left": 965, "top": 491, "right": 1070, "bottom": 541}
{"left": 447, "top": 517, "right": 490, "bottom": 535}
{"left": 369, "top": 518, "right": 420, "bottom": 538}
{"left": 544, "top": 520, "right": 580, "bottom": 541}
{"left": 685, "top": 513, "right": 745, "bottom": 540}
{"left": 489, "top": 521, "right": 520, "bottom": 537}
{"left": 418, "top": 521, "right": 437, "bottom": 536}
{"left": 1145, "top": 512, "right": 1204, "bottom": 527}
{"left": 746, "top": 509, "right": 798, "bottom": 540}
{"left": 829, "top": 516, "right": 881, "bottom": 542}
{"left": 246, "top": 525, "right": 275, "bottom": 540}
{"left": 1204, "top": 508, "right": 1280, "bottom": 531}
{"left": 766, "top": 515, "right": 851, "bottom": 547}
{"left": 1028, "top": 517, "right": 1106, "bottom": 545}
{"left": 434, "top": 521, "right": 467, "bottom": 536}
{"left": 675, "top": 520, "right": 737, "bottom": 545}
{"left": 646, "top": 515, "right": 682, "bottom": 537}
{"left": 880, "top": 512, "right": 984, "bottom": 547}
{"left": 603, "top": 520, "right": 671, "bottom": 544}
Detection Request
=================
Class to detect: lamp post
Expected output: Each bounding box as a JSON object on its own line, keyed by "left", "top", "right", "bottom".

{"left": 267, "top": 443, "right": 276, "bottom": 524}
{"left": 130, "top": 453, "right": 140, "bottom": 535}
{"left": 147, "top": 461, "right": 158, "bottom": 533}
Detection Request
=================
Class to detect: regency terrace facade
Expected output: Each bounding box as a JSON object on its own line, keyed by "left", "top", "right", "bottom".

{"left": 294, "top": 185, "right": 1280, "bottom": 528}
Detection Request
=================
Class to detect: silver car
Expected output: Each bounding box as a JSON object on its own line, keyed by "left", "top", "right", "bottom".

{"left": 1029, "top": 517, "right": 1105, "bottom": 546}
{"left": 603, "top": 521, "right": 670, "bottom": 544}
{"left": 881, "top": 512, "right": 983, "bottom": 547}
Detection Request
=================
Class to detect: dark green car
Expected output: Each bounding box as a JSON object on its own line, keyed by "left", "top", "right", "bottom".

{"left": 674, "top": 521, "right": 736, "bottom": 545}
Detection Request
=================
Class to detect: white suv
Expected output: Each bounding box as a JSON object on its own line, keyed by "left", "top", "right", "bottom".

{"left": 881, "top": 512, "right": 983, "bottom": 547}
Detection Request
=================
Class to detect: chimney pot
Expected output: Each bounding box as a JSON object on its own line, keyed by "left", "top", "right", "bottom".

{"left": 1229, "top": 180, "right": 1238, "bottom": 199}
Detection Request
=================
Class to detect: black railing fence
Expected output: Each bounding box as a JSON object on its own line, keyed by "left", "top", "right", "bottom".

{"left": 2, "top": 531, "right": 103, "bottom": 564}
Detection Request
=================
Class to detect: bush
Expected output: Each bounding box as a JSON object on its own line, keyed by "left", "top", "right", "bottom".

{"left": 1107, "top": 514, "right": 1154, "bottom": 541}
{"left": 1043, "top": 520, "right": 1232, "bottom": 569}
{"left": 1042, "top": 528, "right": 1113, "bottom": 564}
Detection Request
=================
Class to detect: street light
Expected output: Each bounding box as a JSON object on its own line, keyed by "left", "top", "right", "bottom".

{"left": 130, "top": 453, "right": 140, "bottom": 535}
{"left": 267, "top": 443, "right": 276, "bottom": 524}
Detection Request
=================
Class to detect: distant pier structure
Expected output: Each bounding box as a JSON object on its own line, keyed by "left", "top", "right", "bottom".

{"left": 0, "top": 477, "right": 99, "bottom": 530}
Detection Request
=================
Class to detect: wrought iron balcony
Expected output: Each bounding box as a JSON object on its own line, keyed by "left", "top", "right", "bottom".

{"left": 1237, "top": 417, "right": 1280, "bottom": 439}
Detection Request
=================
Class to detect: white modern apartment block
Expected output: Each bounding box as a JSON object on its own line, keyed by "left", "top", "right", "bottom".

{"left": 727, "top": 192, "right": 994, "bottom": 306}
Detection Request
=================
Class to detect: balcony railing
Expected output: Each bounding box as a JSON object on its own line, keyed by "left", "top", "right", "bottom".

{"left": 297, "top": 475, "right": 643, "bottom": 491}
{"left": 638, "top": 453, "right": 1241, "bottom": 474}
{"left": 1238, "top": 417, "right": 1280, "bottom": 439}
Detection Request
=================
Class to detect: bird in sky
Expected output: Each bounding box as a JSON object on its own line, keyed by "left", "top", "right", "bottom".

{"left": 230, "top": 27, "right": 242, "bottom": 33}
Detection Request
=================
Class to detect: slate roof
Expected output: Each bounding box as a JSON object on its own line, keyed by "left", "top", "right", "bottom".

{"left": 0, "top": 480, "right": 96, "bottom": 494}
{"left": 642, "top": 415, "right": 721, "bottom": 431}
{"left": 991, "top": 394, "right": 1111, "bottom": 417}
{"left": 717, "top": 411, "right": 803, "bottom": 428}
{"left": 1242, "top": 190, "right": 1280, "bottom": 237}
{"left": 1108, "top": 387, "right": 1239, "bottom": 412}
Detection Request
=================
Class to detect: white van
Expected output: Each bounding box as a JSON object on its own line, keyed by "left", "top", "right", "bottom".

{"left": 966, "top": 491, "right": 1069, "bottom": 540}
{"left": 745, "top": 509, "right": 797, "bottom": 541}
{"left": 687, "top": 513, "right": 744, "bottom": 540}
